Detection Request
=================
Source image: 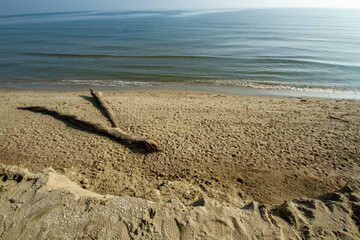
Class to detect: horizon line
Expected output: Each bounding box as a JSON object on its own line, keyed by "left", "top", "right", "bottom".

{"left": 1, "top": 6, "right": 360, "bottom": 18}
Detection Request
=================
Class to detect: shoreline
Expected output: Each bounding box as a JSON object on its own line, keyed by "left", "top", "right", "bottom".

{"left": 1, "top": 82, "right": 360, "bottom": 100}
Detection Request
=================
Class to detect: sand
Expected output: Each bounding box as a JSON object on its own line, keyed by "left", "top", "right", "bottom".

{"left": 0, "top": 87, "right": 360, "bottom": 239}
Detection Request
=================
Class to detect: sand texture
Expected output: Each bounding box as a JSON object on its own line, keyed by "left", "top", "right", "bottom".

{"left": 0, "top": 88, "right": 360, "bottom": 238}
{"left": 1, "top": 164, "right": 360, "bottom": 239}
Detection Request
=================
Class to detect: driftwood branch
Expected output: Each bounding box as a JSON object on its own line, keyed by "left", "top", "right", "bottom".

{"left": 90, "top": 88, "right": 118, "bottom": 128}
{"left": 18, "top": 90, "right": 161, "bottom": 153}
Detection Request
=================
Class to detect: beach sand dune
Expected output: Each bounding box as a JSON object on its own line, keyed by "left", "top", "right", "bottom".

{"left": 0, "top": 88, "right": 359, "bottom": 238}
{"left": 1, "top": 164, "right": 359, "bottom": 239}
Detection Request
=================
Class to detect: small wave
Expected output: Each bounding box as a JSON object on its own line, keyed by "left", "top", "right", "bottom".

{"left": 22, "top": 53, "right": 360, "bottom": 68}
{"left": 2, "top": 79, "right": 359, "bottom": 99}
{"left": 13, "top": 79, "right": 359, "bottom": 95}
{"left": 209, "top": 80, "right": 360, "bottom": 94}
{"left": 60, "top": 79, "right": 161, "bottom": 87}
{"left": 24, "top": 52, "right": 214, "bottom": 59}
{"left": 0, "top": 11, "right": 95, "bottom": 19}
{"left": 254, "top": 56, "right": 360, "bottom": 68}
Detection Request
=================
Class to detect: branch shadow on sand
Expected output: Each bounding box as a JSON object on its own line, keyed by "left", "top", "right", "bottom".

{"left": 17, "top": 106, "right": 148, "bottom": 155}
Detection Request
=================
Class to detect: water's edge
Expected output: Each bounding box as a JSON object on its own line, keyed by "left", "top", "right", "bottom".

{"left": 2, "top": 83, "right": 359, "bottom": 100}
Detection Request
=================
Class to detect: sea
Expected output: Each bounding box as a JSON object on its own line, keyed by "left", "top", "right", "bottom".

{"left": 0, "top": 8, "right": 360, "bottom": 99}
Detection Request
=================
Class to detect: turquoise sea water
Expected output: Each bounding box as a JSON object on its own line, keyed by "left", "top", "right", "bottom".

{"left": 0, "top": 8, "right": 360, "bottom": 98}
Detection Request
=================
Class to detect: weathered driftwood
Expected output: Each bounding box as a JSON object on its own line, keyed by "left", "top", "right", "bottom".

{"left": 90, "top": 88, "right": 118, "bottom": 128}
{"left": 18, "top": 90, "right": 161, "bottom": 153}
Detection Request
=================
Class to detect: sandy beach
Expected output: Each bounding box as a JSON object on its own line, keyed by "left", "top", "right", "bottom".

{"left": 1, "top": 88, "right": 360, "bottom": 239}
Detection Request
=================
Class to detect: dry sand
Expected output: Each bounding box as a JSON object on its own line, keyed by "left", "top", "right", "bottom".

{"left": 0, "top": 87, "right": 360, "bottom": 239}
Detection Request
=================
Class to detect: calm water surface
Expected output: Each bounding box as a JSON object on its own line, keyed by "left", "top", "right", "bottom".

{"left": 0, "top": 8, "right": 359, "bottom": 98}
